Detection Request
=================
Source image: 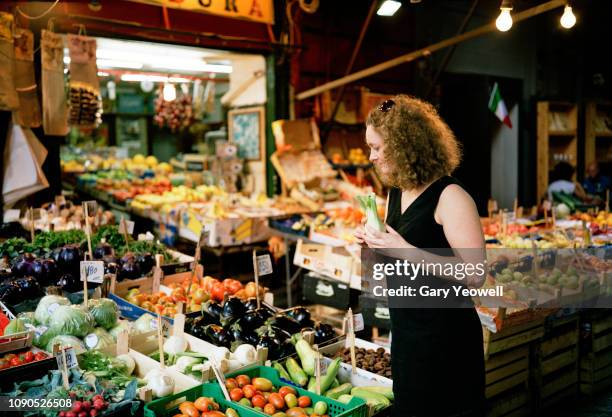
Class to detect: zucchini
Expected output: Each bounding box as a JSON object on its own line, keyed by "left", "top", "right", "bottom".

{"left": 355, "top": 386, "right": 394, "bottom": 401}
{"left": 351, "top": 387, "right": 391, "bottom": 413}
{"left": 273, "top": 362, "right": 292, "bottom": 381}
{"left": 325, "top": 382, "right": 353, "bottom": 400}
{"left": 285, "top": 357, "right": 308, "bottom": 386}
{"left": 292, "top": 334, "right": 316, "bottom": 376}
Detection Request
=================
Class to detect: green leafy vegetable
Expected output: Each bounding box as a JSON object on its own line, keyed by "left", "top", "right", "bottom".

{"left": 356, "top": 194, "right": 385, "bottom": 232}
{"left": 87, "top": 298, "right": 119, "bottom": 330}
{"left": 48, "top": 305, "right": 95, "bottom": 337}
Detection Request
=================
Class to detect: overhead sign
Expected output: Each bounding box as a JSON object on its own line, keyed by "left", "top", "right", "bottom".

{"left": 130, "top": 0, "right": 274, "bottom": 24}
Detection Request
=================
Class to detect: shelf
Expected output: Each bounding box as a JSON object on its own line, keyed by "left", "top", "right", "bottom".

{"left": 595, "top": 131, "right": 612, "bottom": 138}
{"left": 548, "top": 130, "right": 576, "bottom": 137}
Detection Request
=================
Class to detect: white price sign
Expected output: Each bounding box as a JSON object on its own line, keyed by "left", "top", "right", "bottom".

{"left": 119, "top": 220, "right": 135, "bottom": 234}
{"left": 56, "top": 348, "right": 78, "bottom": 369}
{"left": 80, "top": 261, "right": 105, "bottom": 283}
{"left": 256, "top": 254, "right": 273, "bottom": 276}
{"left": 3, "top": 209, "right": 20, "bottom": 223}
{"left": 353, "top": 313, "right": 364, "bottom": 332}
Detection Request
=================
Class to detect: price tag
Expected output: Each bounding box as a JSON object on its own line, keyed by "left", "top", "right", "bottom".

{"left": 80, "top": 261, "right": 105, "bottom": 283}
{"left": 119, "top": 220, "right": 135, "bottom": 234}
{"left": 319, "top": 356, "right": 329, "bottom": 375}
{"left": 199, "top": 226, "right": 210, "bottom": 247}
{"left": 256, "top": 254, "right": 273, "bottom": 276}
{"left": 84, "top": 333, "right": 99, "bottom": 349}
{"left": 83, "top": 200, "right": 98, "bottom": 215}
{"left": 353, "top": 313, "right": 364, "bottom": 332}
{"left": 56, "top": 347, "right": 78, "bottom": 369}
{"left": 3, "top": 209, "right": 20, "bottom": 223}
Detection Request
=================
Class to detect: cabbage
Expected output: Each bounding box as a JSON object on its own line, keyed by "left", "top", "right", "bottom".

{"left": 3, "top": 319, "right": 26, "bottom": 335}
{"left": 84, "top": 328, "right": 115, "bottom": 351}
{"left": 33, "top": 326, "right": 59, "bottom": 348}
{"left": 35, "top": 295, "right": 70, "bottom": 325}
{"left": 16, "top": 312, "right": 37, "bottom": 327}
{"left": 87, "top": 298, "right": 119, "bottom": 330}
{"left": 109, "top": 320, "right": 134, "bottom": 340}
{"left": 48, "top": 305, "right": 95, "bottom": 337}
{"left": 46, "top": 335, "right": 86, "bottom": 354}
{"left": 133, "top": 313, "right": 156, "bottom": 334}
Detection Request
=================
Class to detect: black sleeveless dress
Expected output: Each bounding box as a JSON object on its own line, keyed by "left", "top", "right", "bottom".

{"left": 386, "top": 176, "right": 485, "bottom": 417}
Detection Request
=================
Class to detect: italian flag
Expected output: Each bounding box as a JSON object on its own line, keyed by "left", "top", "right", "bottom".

{"left": 488, "top": 82, "right": 512, "bottom": 129}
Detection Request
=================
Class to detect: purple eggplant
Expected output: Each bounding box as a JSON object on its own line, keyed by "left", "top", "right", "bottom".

{"left": 203, "top": 300, "right": 223, "bottom": 320}
{"left": 221, "top": 296, "right": 247, "bottom": 326}
{"left": 117, "top": 259, "right": 141, "bottom": 281}
{"left": 11, "top": 253, "right": 37, "bottom": 277}
{"left": 58, "top": 245, "right": 82, "bottom": 273}
{"left": 13, "top": 276, "right": 42, "bottom": 298}
{"left": 0, "top": 282, "right": 21, "bottom": 306}
{"left": 136, "top": 253, "right": 155, "bottom": 275}
{"left": 314, "top": 322, "right": 336, "bottom": 344}
{"left": 265, "top": 313, "right": 302, "bottom": 335}
{"left": 94, "top": 242, "right": 114, "bottom": 260}
{"left": 31, "top": 258, "right": 59, "bottom": 286}
{"left": 285, "top": 306, "right": 314, "bottom": 328}
{"left": 56, "top": 273, "right": 80, "bottom": 292}
{"left": 202, "top": 324, "right": 233, "bottom": 348}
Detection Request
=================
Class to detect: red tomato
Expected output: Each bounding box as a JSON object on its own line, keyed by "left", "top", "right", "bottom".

{"left": 279, "top": 386, "right": 296, "bottom": 397}
{"left": 34, "top": 352, "right": 47, "bottom": 361}
{"left": 230, "top": 388, "right": 244, "bottom": 402}
{"left": 297, "top": 396, "right": 311, "bottom": 408}
{"left": 210, "top": 283, "right": 227, "bottom": 302}
{"left": 268, "top": 393, "right": 285, "bottom": 410}
{"left": 243, "top": 385, "right": 257, "bottom": 399}
{"left": 236, "top": 375, "right": 250, "bottom": 387}
{"left": 251, "top": 395, "right": 266, "bottom": 408}
{"left": 24, "top": 351, "right": 34, "bottom": 363}
{"left": 9, "top": 357, "right": 23, "bottom": 367}
{"left": 222, "top": 279, "right": 243, "bottom": 294}
{"left": 263, "top": 404, "right": 276, "bottom": 415}
{"left": 225, "top": 378, "right": 238, "bottom": 390}
{"left": 0, "top": 359, "right": 8, "bottom": 370}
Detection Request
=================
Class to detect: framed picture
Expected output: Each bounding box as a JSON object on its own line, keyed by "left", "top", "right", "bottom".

{"left": 228, "top": 106, "right": 265, "bottom": 161}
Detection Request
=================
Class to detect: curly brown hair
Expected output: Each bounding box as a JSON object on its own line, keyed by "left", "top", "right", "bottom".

{"left": 366, "top": 94, "right": 462, "bottom": 189}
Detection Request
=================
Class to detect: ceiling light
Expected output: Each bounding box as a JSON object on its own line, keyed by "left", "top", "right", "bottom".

{"left": 121, "top": 74, "right": 170, "bottom": 83}
{"left": 560, "top": 4, "right": 576, "bottom": 29}
{"left": 97, "top": 71, "right": 109, "bottom": 77}
{"left": 97, "top": 59, "right": 144, "bottom": 69}
{"left": 377, "top": 0, "right": 401, "bottom": 16}
{"left": 495, "top": 0, "right": 513, "bottom": 32}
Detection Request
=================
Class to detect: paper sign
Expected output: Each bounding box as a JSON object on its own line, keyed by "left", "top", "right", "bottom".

{"left": 84, "top": 333, "right": 99, "bottom": 349}
{"left": 353, "top": 313, "right": 364, "bottom": 332}
{"left": 256, "top": 254, "right": 273, "bottom": 276}
{"left": 56, "top": 347, "right": 78, "bottom": 369}
{"left": 80, "top": 261, "right": 105, "bottom": 283}
{"left": 119, "top": 220, "right": 135, "bottom": 234}
{"left": 3, "top": 209, "right": 20, "bottom": 222}
{"left": 199, "top": 226, "right": 210, "bottom": 247}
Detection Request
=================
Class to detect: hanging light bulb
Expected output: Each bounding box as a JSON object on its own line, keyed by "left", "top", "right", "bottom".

{"left": 163, "top": 82, "right": 176, "bottom": 102}
{"left": 560, "top": 4, "right": 576, "bottom": 29}
{"left": 496, "top": 0, "right": 513, "bottom": 32}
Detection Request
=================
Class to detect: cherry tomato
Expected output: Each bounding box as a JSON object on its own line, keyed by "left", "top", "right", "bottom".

{"left": 230, "top": 388, "right": 244, "bottom": 402}
{"left": 263, "top": 404, "right": 276, "bottom": 415}
{"left": 243, "top": 385, "right": 257, "bottom": 399}
{"left": 225, "top": 378, "right": 238, "bottom": 390}
{"left": 251, "top": 395, "right": 266, "bottom": 408}
{"left": 297, "top": 396, "right": 311, "bottom": 408}
{"left": 268, "top": 393, "right": 285, "bottom": 410}
{"left": 236, "top": 375, "right": 251, "bottom": 388}
{"left": 279, "top": 386, "right": 296, "bottom": 397}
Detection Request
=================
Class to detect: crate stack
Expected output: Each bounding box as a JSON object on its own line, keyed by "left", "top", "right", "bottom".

{"left": 579, "top": 310, "right": 612, "bottom": 395}
{"left": 534, "top": 313, "right": 581, "bottom": 410}
{"left": 483, "top": 314, "right": 545, "bottom": 417}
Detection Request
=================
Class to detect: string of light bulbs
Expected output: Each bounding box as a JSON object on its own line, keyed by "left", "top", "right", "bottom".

{"left": 495, "top": 0, "right": 576, "bottom": 32}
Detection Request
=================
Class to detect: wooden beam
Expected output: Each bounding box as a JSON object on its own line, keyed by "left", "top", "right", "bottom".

{"left": 296, "top": 0, "right": 565, "bottom": 100}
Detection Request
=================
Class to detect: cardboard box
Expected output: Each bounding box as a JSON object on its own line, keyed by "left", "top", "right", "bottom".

{"left": 293, "top": 239, "right": 354, "bottom": 284}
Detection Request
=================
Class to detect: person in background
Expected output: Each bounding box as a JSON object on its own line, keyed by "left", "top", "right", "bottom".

{"left": 583, "top": 161, "right": 611, "bottom": 201}
{"left": 547, "top": 161, "right": 588, "bottom": 202}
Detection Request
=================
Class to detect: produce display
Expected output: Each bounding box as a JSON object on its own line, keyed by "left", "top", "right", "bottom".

{"left": 19, "top": 201, "right": 116, "bottom": 233}
{"left": 0, "top": 348, "right": 48, "bottom": 370}
{"left": 333, "top": 347, "right": 391, "bottom": 379}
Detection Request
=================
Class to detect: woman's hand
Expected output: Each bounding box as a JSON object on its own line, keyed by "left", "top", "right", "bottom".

{"left": 361, "top": 224, "right": 413, "bottom": 249}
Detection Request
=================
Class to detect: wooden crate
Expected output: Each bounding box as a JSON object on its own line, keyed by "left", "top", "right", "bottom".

{"left": 580, "top": 310, "right": 612, "bottom": 395}
{"left": 483, "top": 316, "right": 545, "bottom": 360}
{"left": 486, "top": 386, "right": 531, "bottom": 417}
{"left": 535, "top": 314, "right": 580, "bottom": 409}
{"left": 485, "top": 346, "right": 530, "bottom": 399}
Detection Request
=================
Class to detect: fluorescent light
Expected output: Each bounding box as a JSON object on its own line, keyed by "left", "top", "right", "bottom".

{"left": 163, "top": 83, "right": 176, "bottom": 101}
{"left": 97, "top": 49, "right": 232, "bottom": 73}
{"left": 169, "top": 77, "right": 192, "bottom": 83}
{"left": 97, "top": 59, "right": 144, "bottom": 69}
{"left": 97, "top": 71, "right": 110, "bottom": 77}
{"left": 377, "top": 0, "right": 401, "bottom": 16}
{"left": 121, "top": 74, "right": 169, "bottom": 83}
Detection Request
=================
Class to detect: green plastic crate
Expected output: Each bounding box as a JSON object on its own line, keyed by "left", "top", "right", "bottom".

{"left": 226, "top": 365, "right": 368, "bottom": 417}
{"left": 144, "top": 383, "right": 244, "bottom": 417}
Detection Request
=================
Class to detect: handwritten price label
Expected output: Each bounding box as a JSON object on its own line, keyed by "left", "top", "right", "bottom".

{"left": 55, "top": 348, "right": 78, "bottom": 370}
{"left": 256, "top": 254, "right": 273, "bottom": 276}
{"left": 80, "top": 261, "right": 104, "bottom": 283}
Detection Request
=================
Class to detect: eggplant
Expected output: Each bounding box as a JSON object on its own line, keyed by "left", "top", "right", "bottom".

{"left": 315, "top": 322, "right": 336, "bottom": 344}
{"left": 285, "top": 306, "right": 314, "bottom": 328}
{"left": 120, "top": 252, "right": 136, "bottom": 265}
{"left": 237, "top": 310, "right": 266, "bottom": 331}
{"left": 58, "top": 245, "right": 82, "bottom": 275}
{"left": 56, "top": 273, "right": 80, "bottom": 293}
{"left": 265, "top": 313, "right": 302, "bottom": 335}
{"left": 221, "top": 296, "right": 247, "bottom": 325}
{"left": 202, "top": 324, "right": 233, "bottom": 348}
{"left": 0, "top": 270, "right": 13, "bottom": 284}
{"left": 104, "top": 262, "right": 119, "bottom": 275}
{"left": 256, "top": 306, "right": 274, "bottom": 321}
{"left": 31, "top": 258, "right": 58, "bottom": 286}
{"left": 0, "top": 282, "right": 21, "bottom": 306}
{"left": 93, "top": 242, "right": 114, "bottom": 260}
{"left": 11, "top": 253, "right": 37, "bottom": 277}
{"left": 278, "top": 339, "right": 296, "bottom": 359}
{"left": 229, "top": 321, "right": 259, "bottom": 346}
{"left": 51, "top": 248, "right": 61, "bottom": 264}
{"left": 243, "top": 297, "right": 259, "bottom": 312}
{"left": 13, "top": 276, "right": 42, "bottom": 298}
{"left": 117, "top": 260, "right": 141, "bottom": 281}
{"left": 203, "top": 300, "right": 223, "bottom": 320}
{"left": 257, "top": 334, "right": 283, "bottom": 360}
{"left": 136, "top": 253, "right": 155, "bottom": 275}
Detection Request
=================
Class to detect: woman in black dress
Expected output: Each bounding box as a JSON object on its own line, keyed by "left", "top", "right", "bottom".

{"left": 355, "top": 95, "right": 486, "bottom": 417}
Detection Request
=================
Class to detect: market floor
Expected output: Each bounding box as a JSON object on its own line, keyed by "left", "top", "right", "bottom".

{"left": 541, "top": 390, "right": 612, "bottom": 417}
